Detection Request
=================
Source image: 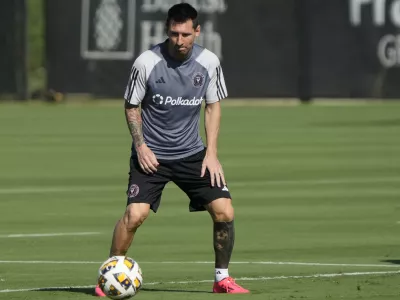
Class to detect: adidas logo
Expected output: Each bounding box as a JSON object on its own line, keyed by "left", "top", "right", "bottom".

{"left": 222, "top": 186, "right": 229, "bottom": 192}
{"left": 155, "top": 77, "right": 166, "bottom": 84}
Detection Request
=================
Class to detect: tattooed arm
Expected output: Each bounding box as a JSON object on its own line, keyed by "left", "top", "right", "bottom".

{"left": 125, "top": 102, "right": 145, "bottom": 148}
{"left": 125, "top": 102, "right": 159, "bottom": 173}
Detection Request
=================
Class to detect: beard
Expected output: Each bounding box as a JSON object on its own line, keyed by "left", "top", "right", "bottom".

{"left": 173, "top": 46, "right": 191, "bottom": 60}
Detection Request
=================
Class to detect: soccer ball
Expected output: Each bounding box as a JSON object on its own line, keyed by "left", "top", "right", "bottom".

{"left": 97, "top": 256, "right": 143, "bottom": 299}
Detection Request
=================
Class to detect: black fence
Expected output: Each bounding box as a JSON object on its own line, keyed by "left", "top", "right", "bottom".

{"left": 3, "top": 0, "right": 400, "bottom": 99}
{"left": 0, "top": 0, "right": 27, "bottom": 99}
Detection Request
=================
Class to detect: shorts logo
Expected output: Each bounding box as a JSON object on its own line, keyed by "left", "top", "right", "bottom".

{"left": 192, "top": 72, "right": 205, "bottom": 88}
{"left": 152, "top": 94, "right": 164, "bottom": 104}
{"left": 128, "top": 184, "right": 140, "bottom": 198}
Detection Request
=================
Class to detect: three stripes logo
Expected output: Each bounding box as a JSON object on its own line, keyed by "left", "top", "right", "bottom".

{"left": 125, "top": 66, "right": 139, "bottom": 100}
{"left": 155, "top": 77, "right": 166, "bottom": 84}
{"left": 216, "top": 66, "right": 227, "bottom": 100}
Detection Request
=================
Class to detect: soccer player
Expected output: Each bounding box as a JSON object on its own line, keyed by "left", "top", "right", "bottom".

{"left": 95, "top": 2, "right": 249, "bottom": 295}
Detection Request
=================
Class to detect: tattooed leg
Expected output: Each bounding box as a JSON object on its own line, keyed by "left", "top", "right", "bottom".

{"left": 214, "top": 221, "right": 235, "bottom": 268}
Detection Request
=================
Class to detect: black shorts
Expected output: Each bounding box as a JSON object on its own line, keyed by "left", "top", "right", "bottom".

{"left": 126, "top": 148, "right": 231, "bottom": 212}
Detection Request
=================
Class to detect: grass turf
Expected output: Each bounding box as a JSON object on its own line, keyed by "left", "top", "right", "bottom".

{"left": 0, "top": 100, "right": 399, "bottom": 299}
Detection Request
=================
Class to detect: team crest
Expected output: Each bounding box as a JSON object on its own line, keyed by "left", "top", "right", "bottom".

{"left": 192, "top": 72, "right": 205, "bottom": 88}
{"left": 128, "top": 184, "right": 139, "bottom": 198}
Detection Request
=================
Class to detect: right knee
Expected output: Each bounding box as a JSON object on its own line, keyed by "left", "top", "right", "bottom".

{"left": 122, "top": 203, "right": 150, "bottom": 232}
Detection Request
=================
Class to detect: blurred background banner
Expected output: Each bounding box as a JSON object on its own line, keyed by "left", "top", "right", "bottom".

{"left": 44, "top": 0, "right": 298, "bottom": 98}
{"left": 0, "top": 0, "right": 27, "bottom": 100}
{"left": 308, "top": 0, "right": 400, "bottom": 99}
{"left": 3, "top": 0, "right": 400, "bottom": 99}
{"left": 45, "top": 0, "right": 132, "bottom": 96}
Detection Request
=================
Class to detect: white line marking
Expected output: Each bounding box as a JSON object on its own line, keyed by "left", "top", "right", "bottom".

{"left": 247, "top": 177, "right": 400, "bottom": 186}
{"left": 145, "top": 270, "right": 400, "bottom": 285}
{"left": 0, "top": 186, "right": 119, "bottom": 194}
{"left": 0, "top": 260, "right": 101, "bottom": 264}
{"left": 235, "top": 261, "right": 400, "bottom": 268}
{"left": 0, "top": 232, "right": 101, "bottom": 238}
{"left": 1, "top": 270, "right": 400, "bottom": 293}
{"left": 0, "top": 260, "right": 399, "bottom": 268}
{"left": 1, "top": 177, "right": 399, "bottom": 195}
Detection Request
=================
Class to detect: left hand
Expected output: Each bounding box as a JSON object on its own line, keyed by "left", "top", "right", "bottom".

{"left": 201, "top": 152, "right": 226, "bottom": 187}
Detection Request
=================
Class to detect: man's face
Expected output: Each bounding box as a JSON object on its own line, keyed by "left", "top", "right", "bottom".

{"left": 167, "top": 19, "right": 200, "bottom": 59}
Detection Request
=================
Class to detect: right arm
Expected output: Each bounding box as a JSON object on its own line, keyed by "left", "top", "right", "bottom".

{"left": 124, "top": 53, "right": 159, "bottom": 173}
{"left": 124, "top": 102, "right": 144, "bottom": 149}
{"left": 124, "top": 102, "right": 159, "bottom": 174}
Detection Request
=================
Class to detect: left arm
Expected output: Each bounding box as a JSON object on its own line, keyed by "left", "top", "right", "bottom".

{"left": 204, "top": 101, "right": 220, "bottom": 155}
{"left": 201, "top": 52, "right": 228, "bottom": 187}
{"left": 201, "top": 101, "right": 225, "bottom": 187}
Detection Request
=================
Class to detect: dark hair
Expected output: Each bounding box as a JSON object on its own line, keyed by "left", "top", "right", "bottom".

{"left": 165, "top": 3, "right": 199, "bottom": 32}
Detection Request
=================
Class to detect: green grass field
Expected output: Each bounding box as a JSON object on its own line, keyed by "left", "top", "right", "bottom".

{"left": 0, "top": 100, "right": 399, "bottom": 299}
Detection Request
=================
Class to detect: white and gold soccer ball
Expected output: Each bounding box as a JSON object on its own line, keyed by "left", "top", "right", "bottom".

{"left": 97, "top": 256, "right": 143, "bottom": 299}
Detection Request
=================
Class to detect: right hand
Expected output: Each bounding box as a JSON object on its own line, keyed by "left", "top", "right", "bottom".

{"left": 136, "top": 144, "right": 159, "bottom": 174}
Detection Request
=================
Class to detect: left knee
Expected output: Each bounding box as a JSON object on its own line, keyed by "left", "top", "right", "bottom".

{"left": 206, "top": 198, "right": 235, "bottom": 222}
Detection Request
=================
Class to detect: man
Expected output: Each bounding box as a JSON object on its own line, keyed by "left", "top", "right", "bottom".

{"left": 95, "top": 2, "right": 249, "bottom": 295}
